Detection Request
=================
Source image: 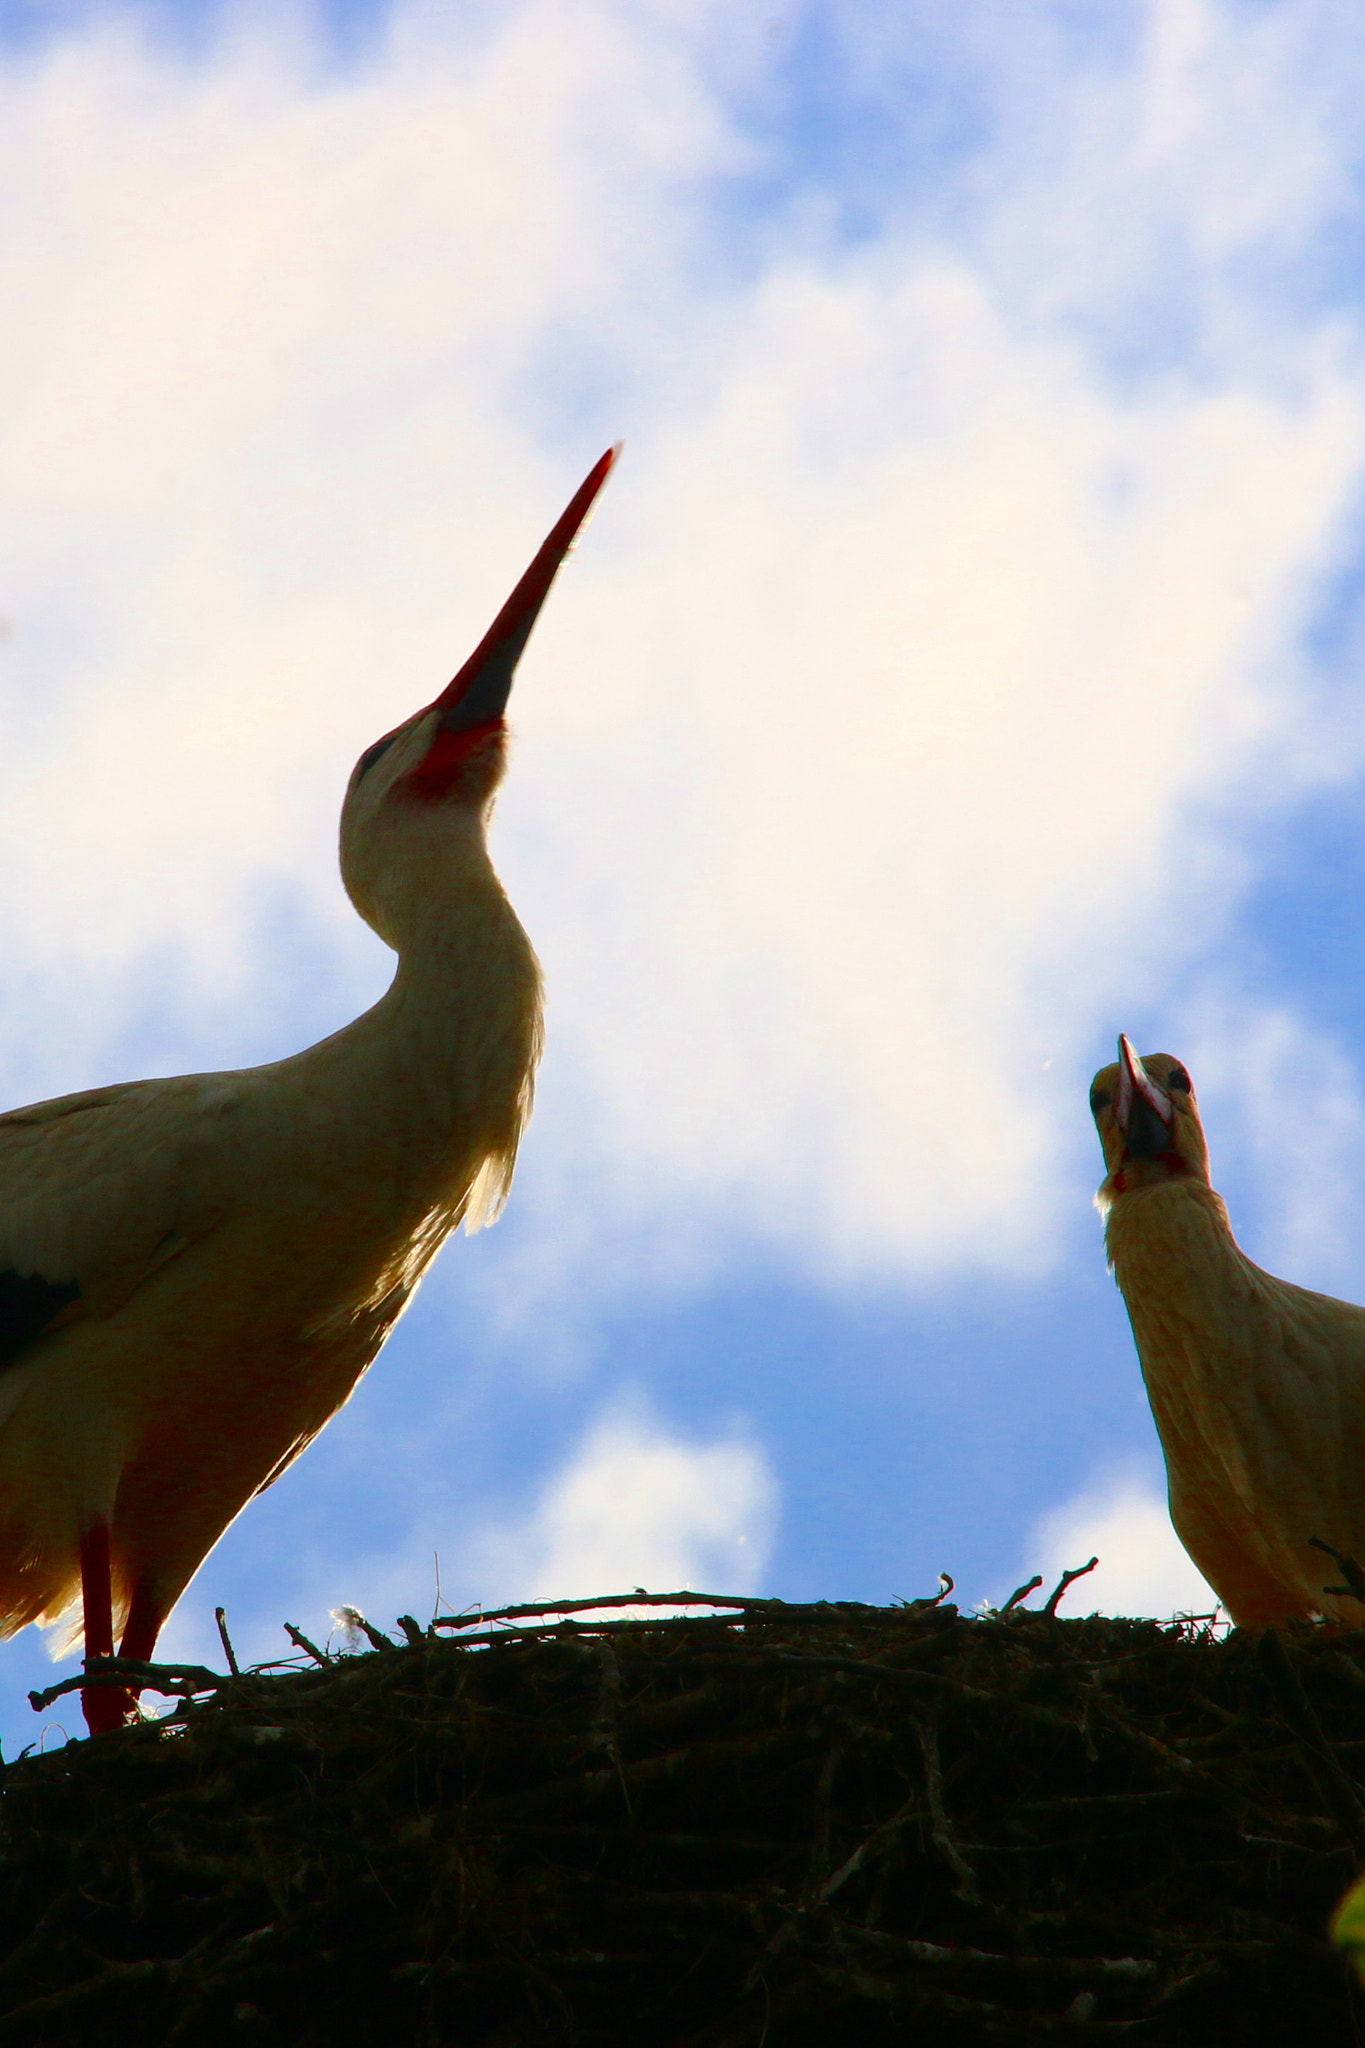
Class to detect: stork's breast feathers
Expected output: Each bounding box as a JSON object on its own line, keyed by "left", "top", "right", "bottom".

{"left": 0, "top": 1074, "right": 236, "bottom": 1362}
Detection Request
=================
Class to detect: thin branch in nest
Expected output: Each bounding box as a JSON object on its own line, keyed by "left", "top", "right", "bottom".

{"left": 1310, "top": 1536, "right": 1365, "bottom": 1604}
{"left": 432, "top": 1590, "right": 756, "bottom": 1631}
{"left": 444, "top": 1615, "right": 750, "bottom": 1652}
{"left": 1257, "top": 1627, "right": 1365, "bottom": 1848}
{"left": 427, "top": 1588, "right": 922, "bottom": 1633}
{"left": 585, "top": 1637, "right": 632, "bottom": 1818}
{"left": 916, "top": 1708, "right": 980, "bottom": 1905}
{"left": 896, "top": 1574, "right": 955, "bottom": 1612}
{"left": 815, "top": 1791, "right": 919, "bottom": 1908}
{"left": 1000, "top": 1576, "right": 1043, "bottom": 1613}
{"left": 1045, "top": 1557, "right": 1099, "bottom": 1617}
{"left": 805, "top": 1740, "right": 846, "bottom": 1891}
{"left": 282, "top": 1623, "right": 329, "bottom": 1667}
{"left": 28, "top": 1658, "right": 227, "bottom": 1713}
{"left": 214, "top": 1607, "right": 240, "bottom": 1677}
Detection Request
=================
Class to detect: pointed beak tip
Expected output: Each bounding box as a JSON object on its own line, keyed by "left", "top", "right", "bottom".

{"left": 434, "top": 445, "right": 620, "bottom": 730}
{"left": 1114, "top": 1032, "right": 1174, "bottom": 1139}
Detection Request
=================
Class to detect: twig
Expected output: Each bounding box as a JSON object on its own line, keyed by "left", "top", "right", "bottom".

{"left": 282, "top": 1623, "right": 329, "bottom": 1667}
{"left": 29, "top": 1659, "right": 226, "bottom": 1713}
{"left": 897, "top": 1574, "right": 954, "bottom": 1611}
{"left": 1000, "top": 1576, "right": 1042, "bottom": 1613}
{"left": 840, "top": 1923, "right": 1160, "bottom": 1983}
{"left": 815, "top": 1792, "right": 919, "bottom": 1907}
{"left": 916, "top": 1708, "right": 980, "bottom": 1904}
{"left": 424, "top": 1605, "right": 953, "bottom": 1654}
{"left": 429, "top": 1589, "right": 903, "bottom": 1632}
{"left": 214, "top": 1607, "right": 240, "bottom": 1677}
{"left": 806, "top": 1740, "right": 846, "bottom": 1890}
{"left": 1258, "top": 1627, "right": 1365, "bottom": 1846}
{"left": 757, "top": 1650, "right": 1086, "bottom": 1736}
{"left": 441, "top": 1615, "right": 753, "bottom": 1652}
{"left": 586, "top": 1637, "right": 631, "bottom": 1818}
{"left": 1045, "top": 1557, "right": 1099, "bottom": 1617}
{"left": 1310, "top": 1536, "right": 1365, "bottom": 1604}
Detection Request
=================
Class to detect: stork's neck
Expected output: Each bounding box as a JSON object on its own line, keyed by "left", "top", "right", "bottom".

{"left": 1103, "top": 1175, "right": 1267, "bottom": 1356}
{"left": 294, "top": 833, "right": 543, "bottom": 1168}
{"left": 371, "top": 865, "right": 541, "bottom": 1126}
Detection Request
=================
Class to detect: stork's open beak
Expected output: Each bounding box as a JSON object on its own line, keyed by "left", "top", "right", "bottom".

{"left": 434, "top": 445, "right": 618, "bottom": 733}
{"left": 1115, "top": 1034, "right": 1173, "bottom": 1159}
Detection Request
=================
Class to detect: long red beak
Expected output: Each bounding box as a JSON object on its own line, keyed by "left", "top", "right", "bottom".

{"left": 434, "top": 445, "right": 618, "bottom": 732}
{"left": 1115, "top": 1033, "right": 1173, "bottom": 1139}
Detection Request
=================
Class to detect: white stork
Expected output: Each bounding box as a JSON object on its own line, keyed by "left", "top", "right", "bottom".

{"left": 0, "top": 447, "right": 615, "bottom": 1733}
{"left": 1093, "top": 1033, "right": 1365, "bottom": 1625}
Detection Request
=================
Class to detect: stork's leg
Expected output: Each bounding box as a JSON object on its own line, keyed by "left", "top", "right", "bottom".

{"left": 118, "top": 1581, "right": 162, "bottom": 1664}
{"left": 79, "top": 1523, "right": 133, "bottom": 1736}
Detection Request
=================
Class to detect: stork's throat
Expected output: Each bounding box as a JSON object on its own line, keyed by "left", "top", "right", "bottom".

{"left": 1122, "top": 1095, "right": 1173, "bottom": 1162}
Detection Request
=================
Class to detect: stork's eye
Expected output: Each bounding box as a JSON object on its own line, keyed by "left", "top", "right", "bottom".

{"left": 354, "top": 732, "right": 400, "bottom": 784}
{"left": 1166, "top": 1065, "right": 1191, "bottom": 1093}
{"left": 1089, "top": 1086, "right": 1111, "bottom": 1114}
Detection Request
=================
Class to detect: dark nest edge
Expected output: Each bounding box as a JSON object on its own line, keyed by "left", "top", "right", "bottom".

{"left": 2, "top": 1582, "right": 1365, "bottom": 2046}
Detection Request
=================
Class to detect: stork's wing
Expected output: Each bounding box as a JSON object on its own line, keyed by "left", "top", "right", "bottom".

{"left": 0, "top": 1073, "right": 239, "bottom": 1366}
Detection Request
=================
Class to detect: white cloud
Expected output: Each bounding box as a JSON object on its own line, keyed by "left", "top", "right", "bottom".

{"left": 0, "top": 0, "right": 1361, "bottom": 1305}
{"left": 464, "top": 1402, "right": 778, "bottom": 1604}
{"left": 1015, "top": 1465, "right": 1218, "bottom": 1619}
{"left": 1163, "top": 1003, "right": 1365, "bottom": 1302}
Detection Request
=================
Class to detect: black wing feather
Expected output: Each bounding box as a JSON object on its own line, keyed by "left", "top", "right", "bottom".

{"left": 0, "top": 1270, "right": 80, "bottom": 1369}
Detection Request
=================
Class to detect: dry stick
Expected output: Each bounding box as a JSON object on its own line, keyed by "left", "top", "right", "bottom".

{"left": 29, "top": 1659, "right": 226, "bottom": 1713}
{"left": 0, "top": 1923, "right": 272, "bottom": 2036}
{"left": 440, "top": 1615, "right": 757, "bottom": 1652}
{"left": 428, "top": 1588, "right": 908, "bottom": 1632}
{"left": 744, "top": 1741, "right": 855, "bottom": 1985}
{"left": 433, "top": 1589, "right": 755, "bottom": 1630}
{"left": 1000, "top": 1576, "right": 1043, "bottom": 1613}
{"left": 586, "top": 1636, "right": 632, "bottom": 1819}
{"left": 1045, "top": 1557, "right": 1099, "bottom": 1617}
{"left": 758, "top": 1649, "right": 1085, "bottom": 1736}
{"left": 1257, "top": 1626, "right": 1365, "bottom": 1847}
{"left": 1309, "top": 1535, "right": 1365, "bottom": 1604}
{"left": 900, "top": 1573, "right": 954, "bottom": 1610}
{"left": 214, "top": 1607, "right": 240, "bottom": 1677}
{"left": 806, "top": 1740, "right": 846, "bottom": 1890}
{"left": 837, "top": 1924, "right": 1160, "bottom": 1984}
{"left": 424, "top": 1608, "right": 948, "bottom": 1654}
{"left": 282, "top": 1622, "right": 329, "bottom": 1667}
{"left": 916, "top": 1708, "right": 980, "bottom": 1905}
{"left": 815, "top": 1791, "right": 920, "bottom": 1908}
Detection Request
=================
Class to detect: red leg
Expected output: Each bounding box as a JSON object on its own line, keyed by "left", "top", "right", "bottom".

{"left": 118, "top": 1579, "right": 164, "bottom": 1707}
{"left": 79, "top": 1524, "right": 132, "bottom": 1736}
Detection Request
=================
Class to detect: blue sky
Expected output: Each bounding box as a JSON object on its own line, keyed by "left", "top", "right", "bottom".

{"left": 3, "top": 0, "right": 1365, "bottom": 1750}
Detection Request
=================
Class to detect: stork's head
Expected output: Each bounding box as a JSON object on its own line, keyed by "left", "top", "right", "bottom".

{"left": 339, "top": 449, "right": 615, "bottom": 947}
{"left": 1090, "top": 1036, "right": 1211, "bottom": 1200}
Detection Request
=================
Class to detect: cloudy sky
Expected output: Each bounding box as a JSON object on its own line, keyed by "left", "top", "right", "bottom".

{"left": 4, "top": 0, "right": 1365, "bottom": 1749}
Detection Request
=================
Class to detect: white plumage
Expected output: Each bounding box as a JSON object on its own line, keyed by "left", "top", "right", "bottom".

{"left": 0, "top": 447, "right": 613, "bottom": 1731}
{"left": 1093, "top": 1033, "right": 1365, "bottom": 1625}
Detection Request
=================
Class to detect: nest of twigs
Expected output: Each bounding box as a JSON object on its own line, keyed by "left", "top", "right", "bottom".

{"left": 1, "top": 1577, "right": 1364, "bottom": 2045}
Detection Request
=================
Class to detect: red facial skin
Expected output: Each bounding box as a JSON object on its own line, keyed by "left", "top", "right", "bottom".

{"left": 401, "top": 717, "right": 507, "bottom": 804}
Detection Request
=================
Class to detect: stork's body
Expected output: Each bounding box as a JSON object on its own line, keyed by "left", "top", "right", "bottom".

{"left": 0, "top": 450, "right": 613, "bottom": 1730}
{"left": 1091, "top": 1036, "right": 1365, "bottom": 1625}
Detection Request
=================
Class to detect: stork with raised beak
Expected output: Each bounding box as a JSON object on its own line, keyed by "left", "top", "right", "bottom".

{"left": 0, "top": 448, "right": 615, "bottom": 1733}
{"left": 1091, "top": 1033, "right": 1365, "bottom": 1624}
